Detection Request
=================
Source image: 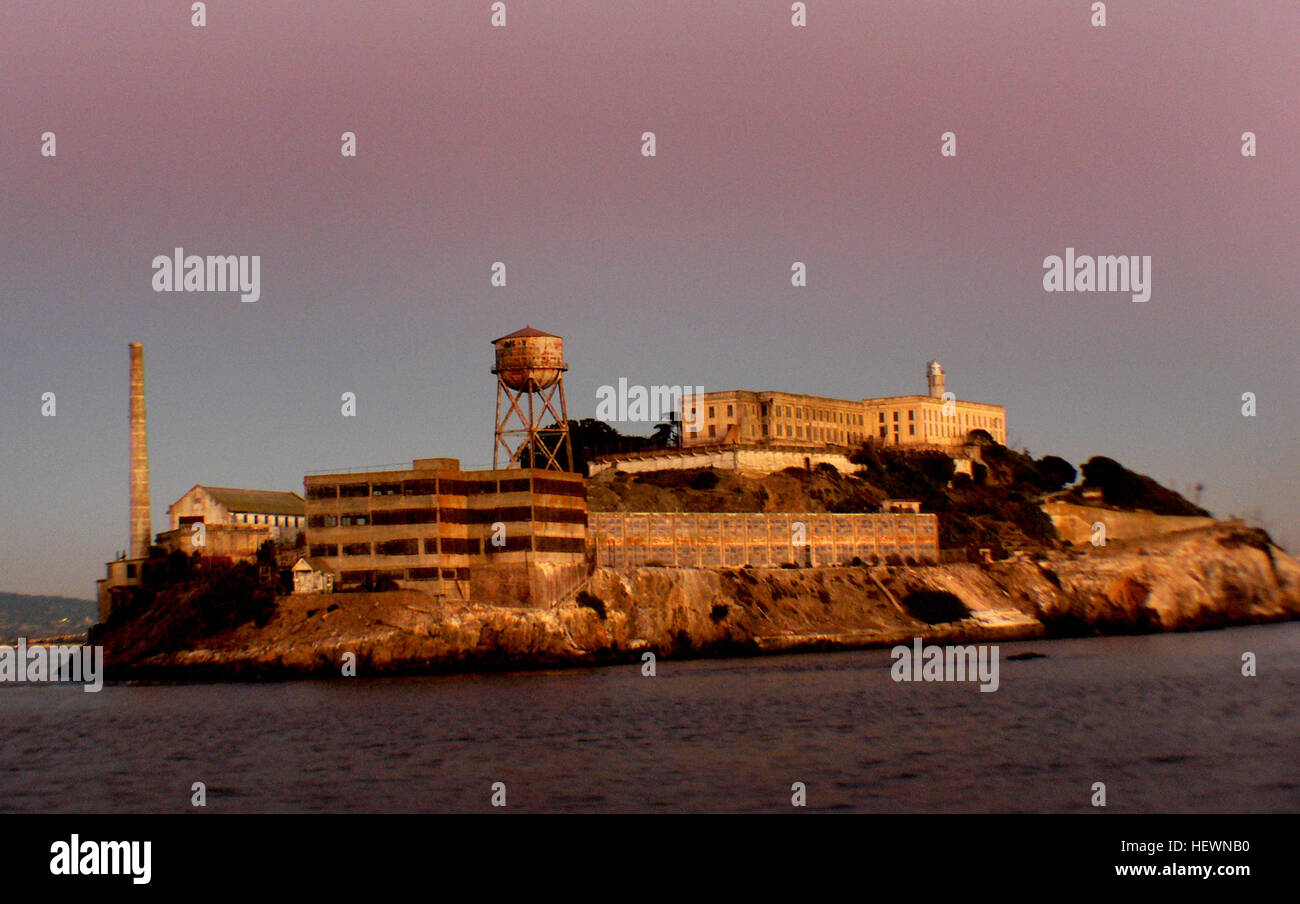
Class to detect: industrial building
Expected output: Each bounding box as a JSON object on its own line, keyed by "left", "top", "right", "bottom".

{"left": 98, "top": 329, "right": 960, "bottom": 620}
{"left": 300, "top": 328, "right": 586, "bottom": 605}
{"left": 302, "top": 458, "right": 587, "bottom": 604}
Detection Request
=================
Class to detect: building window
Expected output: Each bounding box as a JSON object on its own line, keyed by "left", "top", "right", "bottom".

{"left": 909, "top": 425, "right": 915, "bottom": 436}
{"left": 708, "top": 425, "right": 716, "bottom": 438}
{"left": 708, "top": 406, "right": 715, "bottom": 418}
{"left": 909, "top": 410, "right": 915, "bottom": 420}
{"left": 879, "top": 427, "right": 887, "bottom": 438}
{"left": 878, "top": 412, "right": 885, "bottom": 423}
{"left": 727, "top": 404, "right": 733, "bottom": 417}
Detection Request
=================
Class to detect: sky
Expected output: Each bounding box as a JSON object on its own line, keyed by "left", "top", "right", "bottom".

{"left": 1, "top": 1, "right": 1296, "bottom": 598}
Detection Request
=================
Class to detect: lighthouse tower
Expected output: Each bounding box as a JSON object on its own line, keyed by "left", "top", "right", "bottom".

{"left": 926, "top": 360, "right": 946, "bottom": 399}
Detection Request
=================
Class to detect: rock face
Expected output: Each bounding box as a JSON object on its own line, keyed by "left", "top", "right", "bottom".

{"left": 103, "top": 525, "right": 1300, "bottom": 678}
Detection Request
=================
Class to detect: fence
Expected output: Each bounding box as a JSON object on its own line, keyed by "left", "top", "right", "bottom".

{"left": 591, "top": 511, "right": 939, "bottom": 568}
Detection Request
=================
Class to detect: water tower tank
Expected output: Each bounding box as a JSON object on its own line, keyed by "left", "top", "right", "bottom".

{"left": 492, "top": 326, "right": 567, "bottom": 392}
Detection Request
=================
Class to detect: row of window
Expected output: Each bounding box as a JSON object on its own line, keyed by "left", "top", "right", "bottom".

{"left": 338, "top": 567, "right": 471, "bottom": 583}
{"left": 310, "top": 535, "right": 585, "bottom": 558}
{"left": 224, "top": 512, "right": 302, "bottom": 527}
{"left": 694, "top": 401, "right": 867, "bottom": 424}
{"left": 307, "top": 506, "right": 586, "bottom": 528}
{"left": 306, "top": 476, "right": 585, "bottom": 500}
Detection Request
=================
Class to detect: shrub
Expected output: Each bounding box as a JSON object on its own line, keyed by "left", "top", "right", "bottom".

{"left": 689, "top": 469, "right": 721, "bottom": 490}
{"left": 1035, "top": 455, "right": 1077, "bottom": 491}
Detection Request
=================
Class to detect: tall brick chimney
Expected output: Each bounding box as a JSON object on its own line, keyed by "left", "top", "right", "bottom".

{"left": 129, "top": 342, "right": 152, "bottom": 559}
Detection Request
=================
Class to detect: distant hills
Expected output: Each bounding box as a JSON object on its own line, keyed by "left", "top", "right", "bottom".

{"left": 0, "top": 592, "right": 97, "bottom": 642}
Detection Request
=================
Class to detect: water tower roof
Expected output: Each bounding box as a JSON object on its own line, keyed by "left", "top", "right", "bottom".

{"left": 493, "top": 325, "right": 559, "bottom": 343}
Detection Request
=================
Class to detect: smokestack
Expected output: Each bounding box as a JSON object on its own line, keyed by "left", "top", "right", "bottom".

{"left": 129, "top": 342, "right": 151, "bottom": 559}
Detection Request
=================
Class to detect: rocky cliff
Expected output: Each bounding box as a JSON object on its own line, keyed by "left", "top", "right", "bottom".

{"left": 100, "top": 524, "right": 1300, "bottom": 679}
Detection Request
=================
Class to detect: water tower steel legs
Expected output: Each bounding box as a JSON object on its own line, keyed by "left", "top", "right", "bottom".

{"left": 493, "top": 376, "right": 574, "bottom": 471}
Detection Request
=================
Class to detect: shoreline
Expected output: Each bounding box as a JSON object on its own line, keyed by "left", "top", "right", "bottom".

{"left": 91, "top": 524, "right": 1300, "bottom": 684}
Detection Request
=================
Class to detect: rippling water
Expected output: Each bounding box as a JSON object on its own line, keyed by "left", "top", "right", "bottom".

{"left": 1, "top": 623, "right": 1296, "bottom": 813}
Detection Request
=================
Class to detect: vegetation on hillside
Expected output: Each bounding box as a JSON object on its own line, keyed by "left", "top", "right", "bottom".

{"left": 590, "top": 433, "right": 1210, "bottom": 559}
{"left": 1070, "top": 456, "right": 1210, "bottom": 516}
{"left": 89, "top": 561, "right": 280, "bottom": 660}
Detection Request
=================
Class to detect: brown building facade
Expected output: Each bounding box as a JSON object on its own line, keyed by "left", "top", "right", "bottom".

{"left": 302, "top": 458, "right": 587, "bottom": 605}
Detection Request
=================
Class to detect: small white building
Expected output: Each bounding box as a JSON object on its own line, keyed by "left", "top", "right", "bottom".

{"left": 291, "top": 557, "right": 335, "bottom": 594}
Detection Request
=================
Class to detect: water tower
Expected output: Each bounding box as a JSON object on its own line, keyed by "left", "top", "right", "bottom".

{"left": 492, "top": 326, "right": 574, "bottom": 471}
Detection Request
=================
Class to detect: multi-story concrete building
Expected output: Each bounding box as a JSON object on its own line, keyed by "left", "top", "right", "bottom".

{"left": 302, "top": 458, "right": 587, "bottom": 606}
{"left": 680, "top": 361, "right": 1005, "bottom": 452}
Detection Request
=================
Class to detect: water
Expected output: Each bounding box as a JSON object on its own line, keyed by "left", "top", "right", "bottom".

{"left": 1, "top": 623, "right": 1297, "bottom": 812}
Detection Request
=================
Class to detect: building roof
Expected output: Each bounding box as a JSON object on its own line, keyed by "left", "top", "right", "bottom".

{"left": 198, "top": 486, "right": 305, "bottom": 516}
{"left": 292, "top": 556, "right": 331, "bottom": 572}
{"left": 492, "top": 325, "right": 558, "bottom": 342}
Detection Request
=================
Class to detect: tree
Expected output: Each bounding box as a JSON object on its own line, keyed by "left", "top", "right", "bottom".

{"left": 1080, "top": 456, "right": 1144, "bottom": 507}
{"left": 1035, "top": 455, "right": 1077, "bottom": 491}
{"left": 256, "top": 539, "right": 277, "bottom": 570}
{"left": 650, "top": 418, "right": 677, "bottom": 448}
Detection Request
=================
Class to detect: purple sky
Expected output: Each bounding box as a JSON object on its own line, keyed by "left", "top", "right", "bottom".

{"left": 2, "top": 1, "right": 1297, "bottom": 597}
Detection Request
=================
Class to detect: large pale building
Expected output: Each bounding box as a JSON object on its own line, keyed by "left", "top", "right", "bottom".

{"left": 167, "top": 485, "right": 306, "bottom": 539}
{"left": 155, "top": 485, "right": 308, "bottom": 563}
{"left": 680, "top": 361, "right": 1005, "bottom": 453}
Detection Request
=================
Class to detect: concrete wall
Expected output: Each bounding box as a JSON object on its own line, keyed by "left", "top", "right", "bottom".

{"left": 589, "top": 446, "right": 855, "bottom": 478}
{"left": 1041, "top": 501, "right": 1220, "bottom": 545}
{"left": 591, "top": 511, "right": 939, "bottom": 567}
{"left": 157, "top": 524, "right": 272, "bottom": 562}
